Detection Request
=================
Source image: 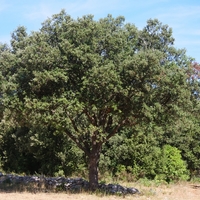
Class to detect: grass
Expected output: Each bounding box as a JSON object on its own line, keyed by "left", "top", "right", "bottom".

{"left": 1, "top": 181, "right": 200, "bottom": 200}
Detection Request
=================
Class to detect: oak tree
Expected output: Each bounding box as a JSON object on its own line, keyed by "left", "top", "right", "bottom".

{"left": 0, "top": 11, "right": 196, "bottom": 189}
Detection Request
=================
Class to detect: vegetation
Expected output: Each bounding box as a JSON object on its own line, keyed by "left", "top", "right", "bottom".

{"left": 1, "top": 181, "right": 200, "bottom": 200}
{"left": 0, "top": 10, "right": 200, "bottom": 189}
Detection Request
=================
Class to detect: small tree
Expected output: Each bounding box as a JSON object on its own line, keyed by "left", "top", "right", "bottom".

{"left": 0, "top": 11, "right": 196, "bottom": 189}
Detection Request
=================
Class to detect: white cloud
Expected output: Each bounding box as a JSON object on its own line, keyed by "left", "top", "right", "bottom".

{"left": 22, "top": 0, "right": 171, "bottom": 23}
{"left": 24, "top": 0, "right": 128, "bottom": 21}
{"left": 153, "top": 5, "right": 200, "bottom": 43}
{"left": 155, "top": 5, "right": 200, "bottom": 25}
{"left": 25, "top": 3, "right": 55, "bottom": 21}
{"left": 160, "top": 6, "right": 200, "bottom": 18}
{"left": 0, "top": 0, "right": 199, "bottom": 61}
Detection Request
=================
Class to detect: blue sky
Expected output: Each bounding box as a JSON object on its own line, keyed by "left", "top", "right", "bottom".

{"left": 0, "top": 0, "right": 199, "bottom": 62}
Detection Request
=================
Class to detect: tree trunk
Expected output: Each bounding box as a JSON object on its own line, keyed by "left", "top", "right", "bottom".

{"left": 88, "top": 144, "right": 101, "bottom": 190}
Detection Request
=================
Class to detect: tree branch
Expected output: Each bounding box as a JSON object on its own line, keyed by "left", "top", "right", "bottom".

{"left": 69, "top": 116, "right": 80, "bottom": 133}
{"left": 84, "top": 109, "right": 97, "bottom": 126}
{"left": 64, "top": 128, "right": 90, "bottom": 156}
{"left": 105, "top": 118, "right": 127, "bottom": 142}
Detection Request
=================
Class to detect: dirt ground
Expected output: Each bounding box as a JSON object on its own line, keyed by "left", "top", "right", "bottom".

{"left": 0, "top": 182, "right": 200, "bottom": 200}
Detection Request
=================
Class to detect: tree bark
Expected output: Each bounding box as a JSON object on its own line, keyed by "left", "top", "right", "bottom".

{"left": 88, "top": 144, "right": 101, "bottom": 190}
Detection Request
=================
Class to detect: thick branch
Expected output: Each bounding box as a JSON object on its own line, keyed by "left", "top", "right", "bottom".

{"left": 105, "top": 115, "right": 113, "bottom": 132}
{"left": 69, "top": 117, "right": 80, "bottom": 133}
{"left": 65, "top": 128, "right": 90, "bottom": 156}
{"left": 98, "top": 107, "right": 112, "bottom": 127}
{"left": 105, "top": 118, "right": 127, "bottom": 142}
{"left": 161, "top": 93, "right": 171, "bottom": 106}
{"left": 84, "top": 109, "right": 97, "bottom": 126}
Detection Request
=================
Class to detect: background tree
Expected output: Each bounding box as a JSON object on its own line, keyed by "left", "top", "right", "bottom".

{"left": 0, "top": 10, "right": 197, "bottom": 189}
{"left": 0, "top": 126, "right": 84, "bottom": 176}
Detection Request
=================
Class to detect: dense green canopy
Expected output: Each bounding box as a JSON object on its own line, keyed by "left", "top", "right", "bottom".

{"left": 0, "top": 10, "right": 198, "bottom": 188}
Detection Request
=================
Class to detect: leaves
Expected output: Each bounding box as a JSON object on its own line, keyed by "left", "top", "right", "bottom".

{"left": 0, "top": 10, "right": 199, "bottom": 184}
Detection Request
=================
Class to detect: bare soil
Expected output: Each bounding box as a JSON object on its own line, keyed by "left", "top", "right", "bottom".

{"left": 0, "top": 182, "right": 200, "bottom": 200}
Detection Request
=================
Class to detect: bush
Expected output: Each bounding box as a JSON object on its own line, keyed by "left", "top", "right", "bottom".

{"left": 155, "top": 145, "right": 189, "bottom": 182}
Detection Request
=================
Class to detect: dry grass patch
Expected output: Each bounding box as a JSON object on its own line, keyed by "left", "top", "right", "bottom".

{"left": 1, "top": 182, "right": 200, "bottom": 200}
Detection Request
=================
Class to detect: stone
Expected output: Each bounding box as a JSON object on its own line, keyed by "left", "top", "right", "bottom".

{"left": 0, "top": 173, "right": 139, "bottom": 195}
{"left": 127, "top": 187, "right": 139, "bottom": 194}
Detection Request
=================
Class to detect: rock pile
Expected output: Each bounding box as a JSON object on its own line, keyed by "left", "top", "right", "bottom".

{"left": 0, "top": 172, "right": 139, "bottom": 195}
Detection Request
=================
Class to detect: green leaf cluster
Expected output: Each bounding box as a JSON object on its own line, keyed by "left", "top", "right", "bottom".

{"left": 0, "top": 10, "right": 199, "bottom": 185}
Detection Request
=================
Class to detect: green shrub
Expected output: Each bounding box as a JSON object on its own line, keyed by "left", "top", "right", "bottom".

{"left": 155, "top": 145, "right": 189, "bottom": 182}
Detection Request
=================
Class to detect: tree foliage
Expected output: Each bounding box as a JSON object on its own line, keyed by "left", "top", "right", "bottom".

{"left": 0, "top": 126, "right": 83, "bottom": 176}
{"left": 0, "top": 10, "right": 198, "bottom": 188}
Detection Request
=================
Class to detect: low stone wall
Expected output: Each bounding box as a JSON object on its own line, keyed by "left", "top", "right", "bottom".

{"left": 0, "top": 172, "right": 139, "bottom": 195}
